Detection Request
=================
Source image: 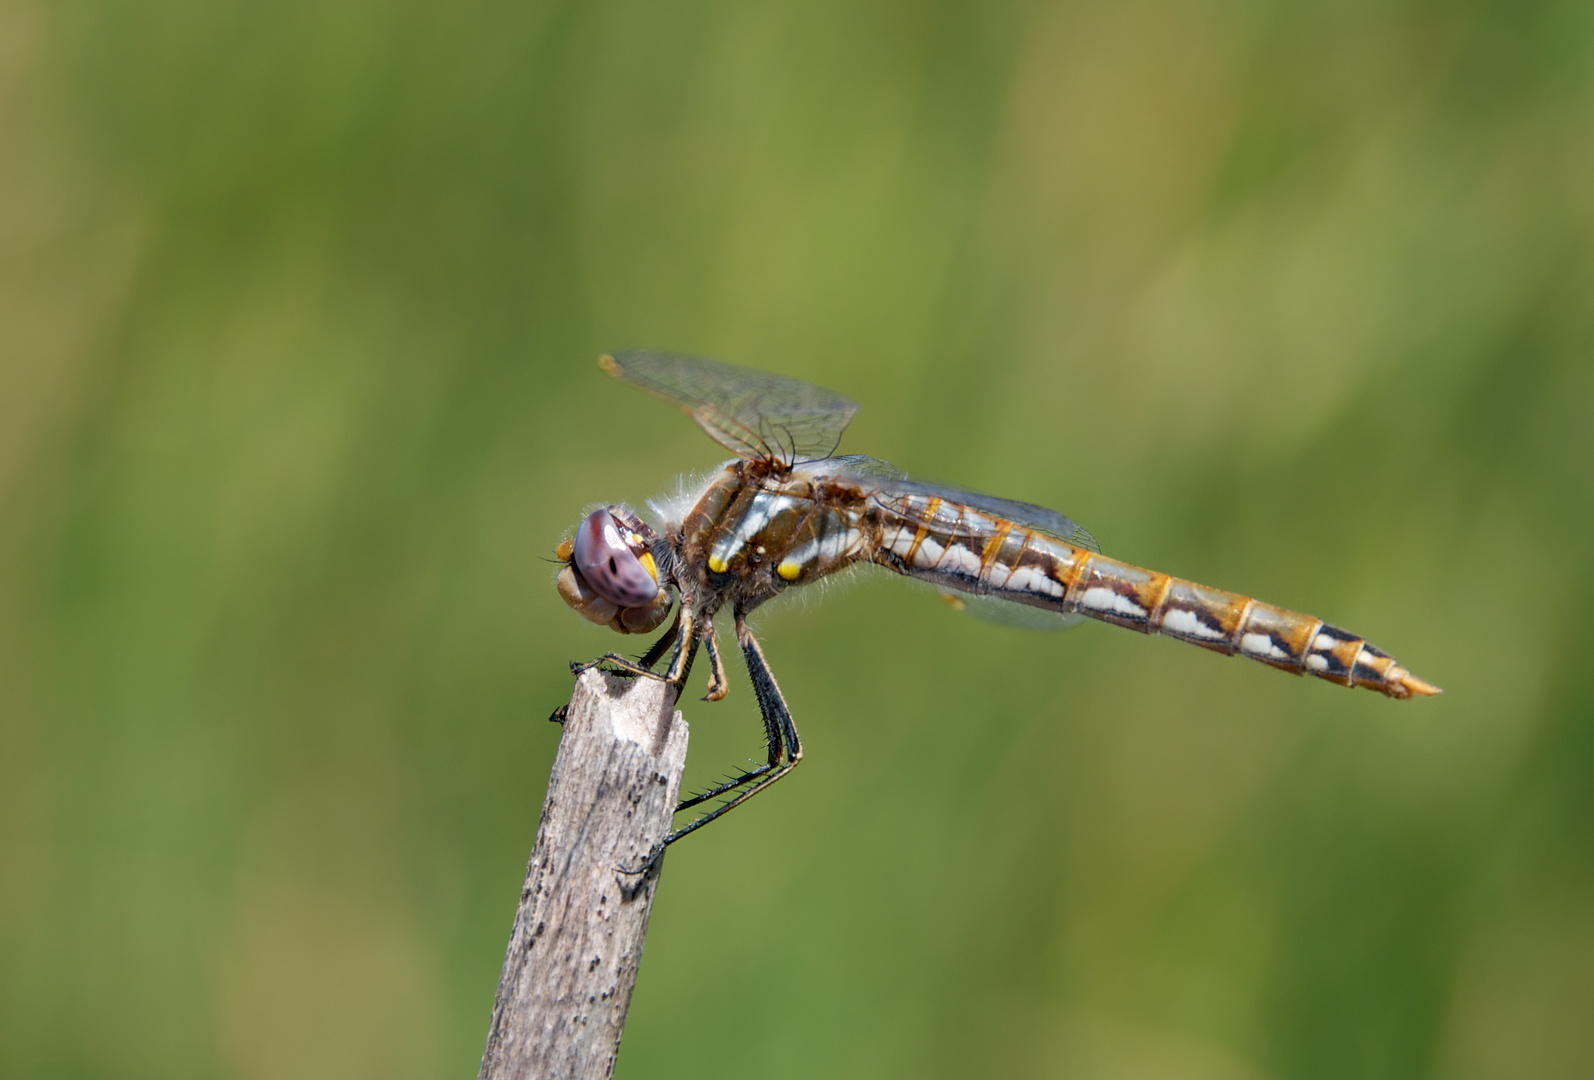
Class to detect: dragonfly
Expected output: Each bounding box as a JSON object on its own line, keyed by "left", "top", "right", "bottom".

{"left": 556, "top": 351, "right": 1440, "bottom": 869}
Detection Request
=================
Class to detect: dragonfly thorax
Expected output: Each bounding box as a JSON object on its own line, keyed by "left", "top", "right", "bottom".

{"left": 670, "top": 460, "right": 878, "bottom": 617}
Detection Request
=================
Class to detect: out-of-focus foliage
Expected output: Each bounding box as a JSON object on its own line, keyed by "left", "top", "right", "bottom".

{"left": 2, "top": 0, "right": 1590, "bottom": 1076}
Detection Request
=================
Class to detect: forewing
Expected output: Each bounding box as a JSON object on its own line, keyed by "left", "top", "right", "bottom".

{"left": 600, "top": 350, "right": 860, "bottom": 463}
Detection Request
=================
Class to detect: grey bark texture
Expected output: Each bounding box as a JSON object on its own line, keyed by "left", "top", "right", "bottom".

{"left": 479, "top": 669, "right": 688, "bottom": 1080}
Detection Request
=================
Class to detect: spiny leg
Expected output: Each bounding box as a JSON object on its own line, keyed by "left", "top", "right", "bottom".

{"left": 742, "top": 613, "right": 801, "bottom": 768}
{"left": 572, "top": 605, "right": 693, "bottom": 683}
{"left": 625, "top": 609, "right": 803, "bottom": 873}
{"left": 674, "top": 706, "right": 780, "bottom": 812}
{"left": 558, "top": 612, "right": 682, "bottom": 721}
{"left": 673, "top": 611, "right": 802, "bottom": 826}
{"left": 636, "top": 616, "right": 680, "bottom": 670}
{"left": 675, "top": 613, "right": 785, "bottom": 810}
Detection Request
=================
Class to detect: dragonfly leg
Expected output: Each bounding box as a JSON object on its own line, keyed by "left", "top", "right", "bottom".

{"left": 571, "top": 606, "right": 692, "bottom": 683}
{"left": 570, "top": 653, "right": 667, "bottom": 680}
{"left": 621, "top": 610, "right": 802, "bottom": 874}
{"left": 635, "top": 617, "right": 680, "bottom": 671}
{"left": 701, "top": 622, "right": 729, "bottom": 702}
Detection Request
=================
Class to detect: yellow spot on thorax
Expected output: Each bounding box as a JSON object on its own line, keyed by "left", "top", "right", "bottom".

{"left": 777, "top": 560, "right": 802, "bottom": 581}
{"left": 708, "top": 554, "right": 729, "bottom": 574}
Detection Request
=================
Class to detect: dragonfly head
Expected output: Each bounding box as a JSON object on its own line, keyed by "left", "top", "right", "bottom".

{"left": 556, "top": 505, "right": 673, "bottom": 634}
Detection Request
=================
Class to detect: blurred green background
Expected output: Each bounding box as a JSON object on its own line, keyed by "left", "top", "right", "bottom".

{"left": 2, "top": 0, "right": 1591, "bottom": 1076}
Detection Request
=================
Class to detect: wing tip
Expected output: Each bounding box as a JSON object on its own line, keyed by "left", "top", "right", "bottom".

{"left": 597, "top": 353, "right": 622, "bottom": 377}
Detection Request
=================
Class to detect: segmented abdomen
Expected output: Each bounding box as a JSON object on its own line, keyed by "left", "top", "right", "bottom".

{"left": 869, "top": 493, "right": 1439, "bottom": 701}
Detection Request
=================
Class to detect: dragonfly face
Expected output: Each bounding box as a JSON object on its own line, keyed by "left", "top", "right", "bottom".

{"left": 558, "top": 351, "right": 1440, "bottom": 873}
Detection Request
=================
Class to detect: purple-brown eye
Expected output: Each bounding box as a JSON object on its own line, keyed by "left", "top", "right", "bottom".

{"left": 572, "top": 508, "right": 659, "bottom": 608}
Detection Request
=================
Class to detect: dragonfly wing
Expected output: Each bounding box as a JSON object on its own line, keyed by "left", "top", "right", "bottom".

{"left": 600, "top": 351, "right": 860, "bottom": 463}
{"left": 876, "top": 476, "right": 1100, "bottom": 554}
{"left": 947, "top": 592, "right": 1088, "bottom": 631}
{"left": 824, "top": 454, "right": 907, "bottom": 481}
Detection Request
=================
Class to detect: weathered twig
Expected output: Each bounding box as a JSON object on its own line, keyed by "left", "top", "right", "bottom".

{"left": 479, "top": 669, "right": 689, "bottom": 1080}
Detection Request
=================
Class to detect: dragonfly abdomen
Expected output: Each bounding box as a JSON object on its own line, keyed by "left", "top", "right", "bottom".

{"left": 1066, "top": 552, "right": 1438, "bottom": 699}
{"left": 871, "top": 495, "right": 1438, "bottom": 701}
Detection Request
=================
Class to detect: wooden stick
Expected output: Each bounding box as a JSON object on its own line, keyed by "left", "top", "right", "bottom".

{"left": 479, "top": 669, "right": 689, "bottom": 1080}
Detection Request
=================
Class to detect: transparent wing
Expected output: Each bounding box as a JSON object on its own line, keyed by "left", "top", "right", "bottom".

{"left": 946, "top": 591, "right": 1086, "bottom": 631}
{"left": 831, "top": 460, "right": 1101, "bottom": 633}
{"left": 873, "top": 475, "right": 1100, "bottom": 554}
{"left": 600, "top": 351, "right": 860, "bottom": 463}
{"left": 823, "top": 454, "right": 907, "bottom": 481}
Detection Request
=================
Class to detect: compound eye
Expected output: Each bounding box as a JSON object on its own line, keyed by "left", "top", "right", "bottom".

{"left": 572, "top": 508, "right": 659, "bottom": 608}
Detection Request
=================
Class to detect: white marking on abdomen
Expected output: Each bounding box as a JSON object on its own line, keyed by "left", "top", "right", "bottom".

{"left": 914, "top": 537, "right": 945, "bottom": 566}
{"left": 1306, "top": 654, "right": 1329, "bottom": 672}
{"left": 938, "top": 544, "right": 982, "bottom": 577}
{"left": 1162, "top": 609, "right": 1226, "bottom": 640}
{"left": 1003, "top": 566, "right": 1063, "bottom": 598}
{"left": 1079, "top": 587, "right": 1147, "bottom": 618}
{"left": 1241, "top": 632, "right": 1288, "bottom": 660}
